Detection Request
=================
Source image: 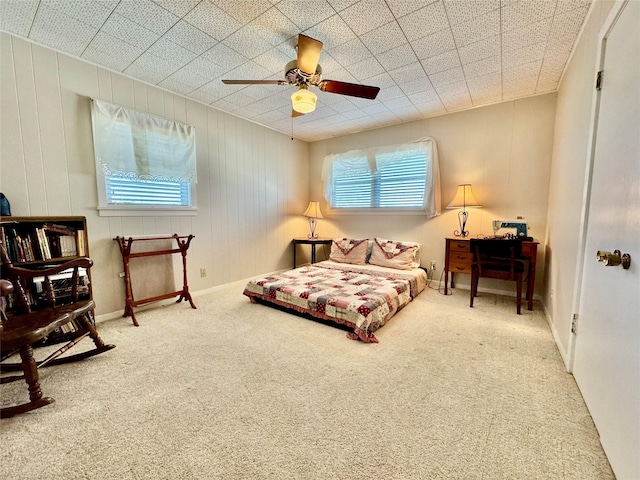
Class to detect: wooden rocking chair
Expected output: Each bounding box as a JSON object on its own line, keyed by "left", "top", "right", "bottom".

{"left": 1, "top": 245, "right": 115, "bottom": 418}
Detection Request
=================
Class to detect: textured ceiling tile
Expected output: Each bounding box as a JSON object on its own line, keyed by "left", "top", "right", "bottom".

{"left": 339, "top": 0, "right": 394, "bottom": 36}
{"left": 163, "top": 67, "right": 208, "bottom": 91}
{"left": 251, "top": 7, "right": 299, "bottom": 46}
{"left": 184, "top": 1, "right": 243, "bottom": 41}
{"left": 434, "top": 78, "right": 468, "bottom": 96}
{"left": 503, "top": 60, "right": 542, "bottom": 83}
{"left": 304, "top": 14, "right": 356, "bottom": 50}
{"left": 328, "top": 38, "right": 371, "bottom": 65}
{"left": 359, "top": 20, "right": 406, "bottom": 55}
{"left": 183, "top": 56, "right": 229, "bottom": 80}
{"left": 346, "top": 56, "right": 386, "bottom": 81}
{"left": 124, "top": 51, "right": 181, "bottom": 84}
{"left": 441, "top": 92, "right": 473, "bottom": 111}
{"left": 83, "top": 32, "right": 142, "bottom": 72}
{"left": 250, "top": 47, "right": 292, "bottom": 75}
{"left": 503, "top": 75, "right": 537, "bottom": 99}
{"left": 45, "top": 0, "right": 114, "bottom": 29}
{"left": 462, "top": 54, "right": 501, "bottom": 79}
{"left": 443, "top": 0, "right": 499, "bottom": 26}
{"left": 411, "top": 29, "right": 457, "bottom": 60}
{"left": 501, "top": 0, "right": 556, "bottom": 33}
{"left": 212, "top": 0, "right": 272, "bottom": 24}
{"left": 222, "top": 60, "right": 273, "bottom": 83}
{"left": 386, "top": 0, "right": 426, "bottom": 18}
{"left": 30, "top": 4, "right": 98, "bottom": 56}
{"left": 549, "top": 8, "right": 590, "bottom": 39}
{"left": 115, "top": 0, "right": 179, "bottom": 35}
{"left": 467, "top": 70, "right": 501, "bottom": 93}
{"left": 451, "top": 9, "right": 499, "bottom": 47}
{"left": 152, "top": 0, "right": 200, "bottom": 18}
{"left": 502, "top": 18, "right": 552, "bottom": 53}
{"left": 421, "top": 49, "right": 461, "bottom": 75}
{"left": 397, "top": 1, "right": 449, "bottom": 41}
{"left": 0, "top": 0, "right": 39, "bottom": 37}
{"left": 399, "top": 77, "right": 435, "bottom": 96}
{"left": 502, "top": 42, "right": 546, "bottom": 68}
{"left": 163, "top": 20, "right": 218, "bottom": 55}
{"left": 276, "top": 0, "right": 335, "bottom": 30}
{"left": 457, "top": 34, "right": 500, "bottom": 64}
{"left": 376, "top": 85, "right": 406, "bottom": 102}
{"left": 429, "top": 66, "right": 465, "bottom": 88}
{"left": 388, "top": 62, "right": 427, "bottom": 84}
{"left": 222, "top": 26, "right": 274, "bottom": 59}
{"left": 376, "top": 43, "right": 418, "bottom": 71}
{"left": 147, "top": 37, "right": 197, "bottom": 66}
{"left": 555, "top": 0, "right": 591, "bottom": 15}
{"left": 382, "top": 95, "right": 415, "bottom": 111}
{"left": 102, "top": 13, "right": 159, "bottom": 50}
{"left": 327, "top": 0, "right": 359, "bottom": 12}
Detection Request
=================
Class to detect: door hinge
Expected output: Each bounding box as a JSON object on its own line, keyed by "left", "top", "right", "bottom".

{"left": 571, "top": 313, "right": 578, "bottom": 334}
{"left": 596, "top": 70, "right": 603, "bottom": 91}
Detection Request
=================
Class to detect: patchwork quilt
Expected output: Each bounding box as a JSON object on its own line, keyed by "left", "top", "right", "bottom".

{"left": 243, "top": 261, "right": 426, "bottom": 343}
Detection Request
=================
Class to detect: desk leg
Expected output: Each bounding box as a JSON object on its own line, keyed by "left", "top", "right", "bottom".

{"left": 444, "top": 271, "right": 449, "bottom": 294}
{"left": 527, "top": 262, "right": 535, "bottom": 310}
{"left": 311, "top": 244, "right": 316, "bottom": 264}
{"left": 293, "top": 243, "right": 297, "bottom": 268}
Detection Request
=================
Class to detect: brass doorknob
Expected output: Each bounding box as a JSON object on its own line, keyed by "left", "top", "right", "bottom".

{"left": 596, "top": 250, "right": 631, "bottom": 269}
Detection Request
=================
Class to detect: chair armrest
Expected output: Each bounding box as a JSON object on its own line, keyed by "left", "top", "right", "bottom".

{"left": 0, "top": 279, "right": 13, "bottom": 297}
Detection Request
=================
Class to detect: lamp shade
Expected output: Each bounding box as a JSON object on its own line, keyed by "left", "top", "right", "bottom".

{"left": 446, "top": 184, "right": 481, "bottom": 208}
{"left": 291, "top": 87, "right": 317, "bottom": 114}
{"left": 303, "top": 201, "right": 323, "bottom": 218}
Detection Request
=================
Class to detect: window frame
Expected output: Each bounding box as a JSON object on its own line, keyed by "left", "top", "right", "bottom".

{"left": 322, "top": 139, "right": 441, "bottom": 217}
{"left": 91, "top": 99, "right": 198, "bottom": 217}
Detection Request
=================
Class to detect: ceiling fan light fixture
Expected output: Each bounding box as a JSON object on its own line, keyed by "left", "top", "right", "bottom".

{"left": 291, "top": 86, "right": 317, "bottom": 114}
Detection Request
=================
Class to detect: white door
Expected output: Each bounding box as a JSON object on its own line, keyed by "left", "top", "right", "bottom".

{"left": 572, "top": 1, "right": 640, "bottom": 479}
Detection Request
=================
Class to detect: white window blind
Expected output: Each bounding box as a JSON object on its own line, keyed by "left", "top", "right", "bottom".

{"left": 90, "top": 99, "right": 197, "bottom": 213}
{"left": 322, "top": 138, "right": 441, "bottom": 216}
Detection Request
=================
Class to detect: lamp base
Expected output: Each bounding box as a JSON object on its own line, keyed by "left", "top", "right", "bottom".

{"left": 307, "top": 218, "right": 318, "bottom": 239}
{"left": 453, "top": 210, "right": 470, "bottom": 237}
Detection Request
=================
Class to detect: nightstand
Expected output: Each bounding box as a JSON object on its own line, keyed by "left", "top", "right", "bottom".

{"left": 292, "top": 237, "right": 332, "bottom": 268}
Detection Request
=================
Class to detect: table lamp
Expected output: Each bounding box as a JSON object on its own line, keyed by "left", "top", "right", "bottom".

{"left": 303, "top": 201, "right": 323, "bottom": 238}
{"left": 446, "top": 184, "right": 481, "bottom": 237}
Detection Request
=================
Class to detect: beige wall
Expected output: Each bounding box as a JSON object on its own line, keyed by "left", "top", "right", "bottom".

{"left": 309, "top": 94, "right": 557, "bottom": 295}
{"left": 543, "top": 0, "right": 615, "bottom": 364}
{"left": 0, "top": 33, "right": 309, "bottom": 316}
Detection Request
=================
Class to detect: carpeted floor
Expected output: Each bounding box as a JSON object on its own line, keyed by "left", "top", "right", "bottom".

{"left": 1, "top": 280, "right": 614, "bottom": 479}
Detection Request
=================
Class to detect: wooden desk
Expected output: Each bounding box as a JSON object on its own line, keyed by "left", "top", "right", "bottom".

{"left": 292, "top": 237, "right": 332, "bottom": 268}
{"left": 444, "top": 237, "right": 539, "bottom": 310}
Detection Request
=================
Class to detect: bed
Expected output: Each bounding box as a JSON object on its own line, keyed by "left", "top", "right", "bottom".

{"left": 243, "top": 238, "right": 428, "bottom": 343}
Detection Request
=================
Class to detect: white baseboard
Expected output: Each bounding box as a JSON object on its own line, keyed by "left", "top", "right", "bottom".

{"left": 541, "top": 300, "right": 572, "bottom": 371}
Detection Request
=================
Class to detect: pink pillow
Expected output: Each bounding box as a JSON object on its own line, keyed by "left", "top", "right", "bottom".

{"left": 369, "top": 238, "right": 421, "bottom": 270}
{"left": 330, "top": 238, "right": 368, "bottom": 265}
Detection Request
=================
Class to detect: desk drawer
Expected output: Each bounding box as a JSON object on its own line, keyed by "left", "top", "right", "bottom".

{"left": 449, "top": 251, "right": 473, "bottom": 264}
{"left": 449, "top": 241, "right": 470, "bottom": 252}
{"left": 449, "top": 262, "right": 472, "bottom": 274}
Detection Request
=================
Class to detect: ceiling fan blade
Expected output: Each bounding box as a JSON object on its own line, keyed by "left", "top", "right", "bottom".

{"left": 292, "top": 110, "right": 305, "bottom": 118}
{"left": 297, "top": 34, "right": 323, "bottom": 75}
{"left": 319, "top": 80, "right": 380, "bottom": 100}
{"left": 222, "top": 79, "right": 286, "bottom": 85}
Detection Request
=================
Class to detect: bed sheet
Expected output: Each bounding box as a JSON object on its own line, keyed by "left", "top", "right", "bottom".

{"left": 243, "top": 261, "right": 427, "bottom": 343}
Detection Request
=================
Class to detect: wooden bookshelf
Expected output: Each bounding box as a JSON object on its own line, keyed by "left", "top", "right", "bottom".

{"left": 0, "top": 216, "right": 92, "bottom": 345}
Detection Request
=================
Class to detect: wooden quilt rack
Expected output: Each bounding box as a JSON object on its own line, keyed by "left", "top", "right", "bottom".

{"left": 114, "top": 234, "right": 196, "bottom": 326}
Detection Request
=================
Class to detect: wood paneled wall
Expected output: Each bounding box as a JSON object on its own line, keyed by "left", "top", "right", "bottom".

{"left": 0, "top": 33, "right": 309, "bottom": 316}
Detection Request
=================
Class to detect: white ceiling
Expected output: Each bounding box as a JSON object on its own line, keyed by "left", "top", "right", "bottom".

{"left": 0, "top": 0, "right": 592, "bottom": 142}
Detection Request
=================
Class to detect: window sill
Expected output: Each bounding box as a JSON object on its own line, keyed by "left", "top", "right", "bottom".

{"left": 97, "top": 206, "right": 198, "bottom": 217}
{"left": 325, "top": 208, "right": 435, "bottom": 216}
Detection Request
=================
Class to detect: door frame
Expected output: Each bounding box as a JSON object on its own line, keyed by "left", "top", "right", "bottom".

{"left": 566, "top": 0, "right": 628, "bottom": 372}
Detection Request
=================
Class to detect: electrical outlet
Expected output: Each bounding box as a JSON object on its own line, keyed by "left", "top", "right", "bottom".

{"left": 429, "top": 260, "right": 436, "bottom": 271}
{"left": 118, "top": 272, "right": 125, "bottom": 278}
{"left": 200, "top": 268, "right": 206, "bottom": 278}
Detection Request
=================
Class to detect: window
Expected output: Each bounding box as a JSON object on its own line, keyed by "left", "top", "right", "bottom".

{"left": 322, "top": 138, "right": 441, "bottom": 216}
{"left": 90, "top": 99, "right": 197, "bottom": 216}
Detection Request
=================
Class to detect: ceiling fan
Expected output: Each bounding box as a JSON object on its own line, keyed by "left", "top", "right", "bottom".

{"left": 222, "top": 34, "right": 380, "bottom": 116}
